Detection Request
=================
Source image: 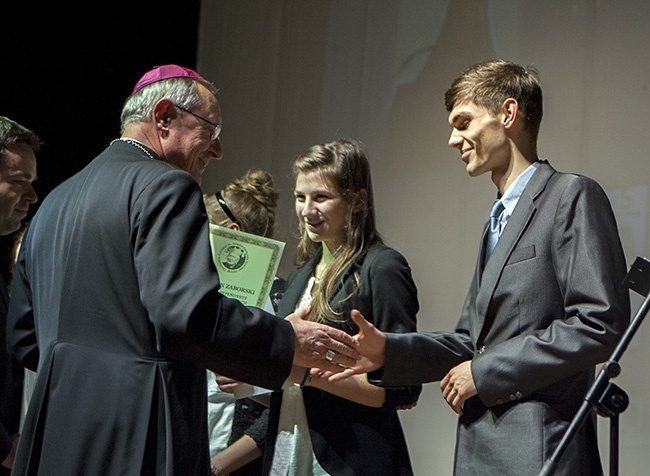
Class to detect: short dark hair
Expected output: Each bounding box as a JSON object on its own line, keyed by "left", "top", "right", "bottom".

{"left": 0, "top": 116, "right": 42, "bottom": 161}
{"left": 444, "top": 60, "right": 543, "bottom": 144}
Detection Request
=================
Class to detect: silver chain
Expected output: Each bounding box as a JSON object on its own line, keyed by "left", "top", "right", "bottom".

{"left": 112, "top": 138, "right": 156, "bottom": 161}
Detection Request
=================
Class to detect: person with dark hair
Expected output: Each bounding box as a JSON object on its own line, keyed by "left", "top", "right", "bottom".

{"left": 5, "top": 65, "right": 359, "bottom": 476}
{"left": 335, "top": 60, "right": 630, "bottom": 476}
{"left": 261, "top": 138, "right": 421, "bottom": 475}
{"left": 0, "top": 116, "right": 39, "bottom": 474}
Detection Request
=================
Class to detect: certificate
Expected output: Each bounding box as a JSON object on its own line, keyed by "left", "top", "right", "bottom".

{"left": 208, "top": 224, "right": 285, "bottom": 308}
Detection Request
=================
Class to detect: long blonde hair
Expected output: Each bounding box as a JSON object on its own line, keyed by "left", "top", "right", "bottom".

{"left": 293, "top": 138, "right": 382, "bottom": 324}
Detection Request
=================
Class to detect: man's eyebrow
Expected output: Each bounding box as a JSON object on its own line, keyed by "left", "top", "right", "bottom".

{"left": 9, "top": 170, "right": 37, "bottom": 180}
{"left": 450, "top": 110, "right": 471, "bottom": 126}
{"left": 451, "top": 111, "right": 467, "bottom": 122}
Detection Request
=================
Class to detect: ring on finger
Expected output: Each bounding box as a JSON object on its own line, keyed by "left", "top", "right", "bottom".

{"left": 325, "top": 349, "right": 336, "bottom": 362}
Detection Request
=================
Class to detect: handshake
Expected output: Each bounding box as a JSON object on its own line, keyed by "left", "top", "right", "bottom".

{"left": 286, "top": 307, "right": 387, "bottom": 381}
{"left": 217, "top": 309, "right": 388, "bottom": 395}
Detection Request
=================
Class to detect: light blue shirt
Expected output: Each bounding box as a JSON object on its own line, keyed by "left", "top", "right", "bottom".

{"left": 494, "top": 161, "right": 540, "bottom": 236}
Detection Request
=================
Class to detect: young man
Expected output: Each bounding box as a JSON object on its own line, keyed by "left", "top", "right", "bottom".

{"left": 345, "top": 60, "right": 630, "bottom": 476}
{"left": 0, "top": 116, "right": 39, "bottom": 474}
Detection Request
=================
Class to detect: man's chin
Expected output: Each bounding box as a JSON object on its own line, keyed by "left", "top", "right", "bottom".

{"left": 466, "top": 166, "right": 480, "bottom": 177}
{"left": 466, "top": 163, "right": 488, "bottom": 178}
{"left": 0, "top": 221, "right": 21, "bottom": 236}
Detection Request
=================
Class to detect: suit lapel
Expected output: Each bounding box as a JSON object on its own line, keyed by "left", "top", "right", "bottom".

{"left": 475, "top": 161, "right": 556, "bottom": 343}
{"left": 278, "top": 250, "right": 323, "bottom": 316}
{"left": 477, "top": 221, "right": 490, "bottom": 288}
{"left": 328, "top": 252, "right": 363, "bottom": 312}
{"left": 279, "top": 262, "right": 314, "bottom": 315}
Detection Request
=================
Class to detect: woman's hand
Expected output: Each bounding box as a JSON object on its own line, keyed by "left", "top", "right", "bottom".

{"left": 215, "top": 374, "right": 245, "bottom": 394}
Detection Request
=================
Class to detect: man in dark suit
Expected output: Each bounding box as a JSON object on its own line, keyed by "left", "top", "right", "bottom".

{"left": 6, "top": 65, "right": 359, "bottom": 476}
{"left": 0, "top": 116, "right": 39, "bottom": 474}
{"left": 341, "top": 60, "right": 630, "bottom": 475}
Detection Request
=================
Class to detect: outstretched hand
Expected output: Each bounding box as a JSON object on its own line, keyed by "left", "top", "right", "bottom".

{"left": 286, "top": 304, "right": 361, "bottom": 373}
{"left": 322, "top": 309, "right": 387, "bottom": 382}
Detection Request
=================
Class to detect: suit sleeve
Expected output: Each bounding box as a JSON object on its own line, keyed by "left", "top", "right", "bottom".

{"left": 131, "top": 170, "right": 295, "bottom": 390}
{"left": 380, "top": 331, "right": 474, "bottom": 386}
{"left": 471, "top": 175, "right": 630, "bottom": 406}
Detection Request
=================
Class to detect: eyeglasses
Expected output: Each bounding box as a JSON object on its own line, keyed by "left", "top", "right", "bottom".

{"left": 173, "top": 104, "right": 221, "bottom": 141}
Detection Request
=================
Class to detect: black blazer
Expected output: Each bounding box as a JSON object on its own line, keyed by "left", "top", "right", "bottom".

{"left": 7, "top": 140, "right": 295, "bottom": 476}
{"left": 0, "top": 274, "right": 21, "bottom": 472}
{"left": 265, "top": 244, "right": 422, "bottom": 476}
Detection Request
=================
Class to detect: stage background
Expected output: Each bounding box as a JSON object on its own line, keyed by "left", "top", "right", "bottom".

{"left": 2, "top": 1, "right": 649, "bottom": 474}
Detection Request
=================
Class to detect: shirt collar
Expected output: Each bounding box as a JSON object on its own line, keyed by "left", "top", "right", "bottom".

{"left": 499, "top": 161, "right": 540, "bottom": 218}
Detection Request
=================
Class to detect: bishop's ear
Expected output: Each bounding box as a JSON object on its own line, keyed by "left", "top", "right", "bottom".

{"left": 153, "top": 99, "right": 177, "bottom": 134}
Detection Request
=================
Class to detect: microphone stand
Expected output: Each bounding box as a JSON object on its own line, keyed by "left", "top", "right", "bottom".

{"left": 539, "top": 256, "right": 650, "bottom": 476}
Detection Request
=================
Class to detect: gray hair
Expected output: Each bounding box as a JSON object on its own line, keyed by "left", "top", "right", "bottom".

{"left": 119, "top": 77, "right": 218, "bottom": 132}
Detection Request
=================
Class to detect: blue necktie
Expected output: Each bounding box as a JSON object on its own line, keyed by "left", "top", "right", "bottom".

{"left": 485, "top": 199, "right": 505, "bottom": 264}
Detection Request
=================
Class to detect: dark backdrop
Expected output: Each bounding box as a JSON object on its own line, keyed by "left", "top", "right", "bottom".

{"left": 0, "top": 0, "right": 201, "bottom": 283}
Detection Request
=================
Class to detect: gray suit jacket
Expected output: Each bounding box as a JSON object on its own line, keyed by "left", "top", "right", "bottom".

{"left": 6, "top": 140, "right": 295, "bottom": 476}
{"left": 379, "top": 161, "right": 630, "bottom": 476}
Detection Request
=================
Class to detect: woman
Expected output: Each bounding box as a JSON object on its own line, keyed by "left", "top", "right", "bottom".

{"left": 203, "top": 169, "right": 278, "bottom": 239}
{"left": 203, "top": 168, "right": 281, "bottom": 476}
{"left": 265, "top": 138, "right": 421, "bottom": 475}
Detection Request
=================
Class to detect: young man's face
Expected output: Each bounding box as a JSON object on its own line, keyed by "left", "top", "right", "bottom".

{"left": 447, "top": 100, "right": 510, "bottom": 178}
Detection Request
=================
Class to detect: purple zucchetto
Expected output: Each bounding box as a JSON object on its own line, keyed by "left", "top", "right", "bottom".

{"left": 132, "top": 64, "right": 204, "bottom": 93}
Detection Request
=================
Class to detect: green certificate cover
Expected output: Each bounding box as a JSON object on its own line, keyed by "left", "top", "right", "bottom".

{"left": 208, "top": 224, "right": 285, "bottom": 308}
